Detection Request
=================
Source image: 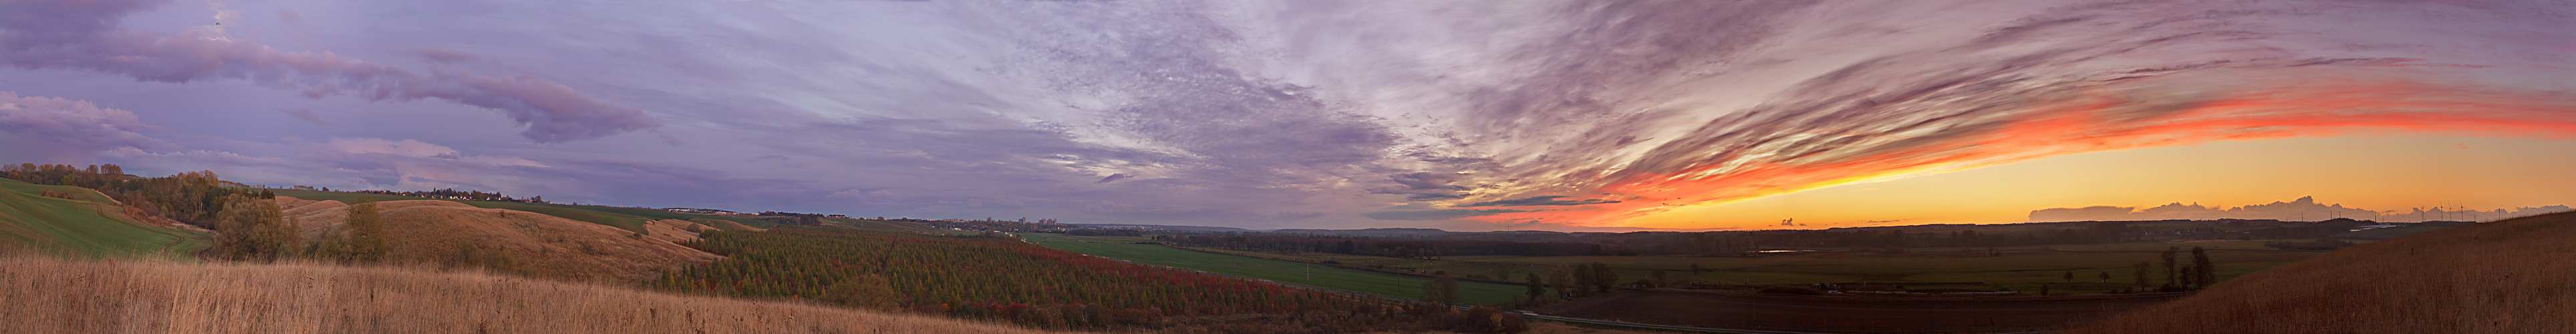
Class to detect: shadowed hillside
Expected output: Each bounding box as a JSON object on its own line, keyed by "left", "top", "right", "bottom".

{"left": 2082, "top": 211, "right": 2576, "bottom": 333}
{"left": 0, "top": 257, "right": 1041, "bottom": 333}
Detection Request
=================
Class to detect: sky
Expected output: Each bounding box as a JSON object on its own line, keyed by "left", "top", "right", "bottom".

{"left": 3, "top": 0, "right": 2573, "bottom": 231}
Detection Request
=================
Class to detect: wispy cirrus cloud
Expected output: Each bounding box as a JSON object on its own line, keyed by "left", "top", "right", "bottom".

{"left": 1460, "top": 195, "right": 1621, "bottom": 207}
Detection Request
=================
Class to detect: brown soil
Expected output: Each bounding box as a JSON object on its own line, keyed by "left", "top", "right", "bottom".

{"left": 1537, "top": 291, "right": 2180, "bottom": 332}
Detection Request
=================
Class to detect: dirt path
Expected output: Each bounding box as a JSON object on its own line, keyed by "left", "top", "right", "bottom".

{"left": 1537, "top": 291, "right": 2182, "bottom": 332}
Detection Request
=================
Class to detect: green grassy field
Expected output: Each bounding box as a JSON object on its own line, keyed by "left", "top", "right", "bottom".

{"left": 1021, "top": 233, "right": 1528, "bottom": 305}
{"left": 0, "top": 178, "right": 206, "bottom": 259}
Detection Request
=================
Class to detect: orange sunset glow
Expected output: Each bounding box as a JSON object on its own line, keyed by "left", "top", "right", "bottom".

{"left": 1464, "top": 67, "right": 2576, "bottom": 230}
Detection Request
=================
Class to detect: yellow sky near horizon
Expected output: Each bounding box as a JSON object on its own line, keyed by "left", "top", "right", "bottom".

{"left": 1620, "top": 134, "right": 2576, "bottom": 230}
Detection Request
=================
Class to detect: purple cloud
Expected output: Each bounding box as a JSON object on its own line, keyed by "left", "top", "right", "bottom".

{"left": 0, "top": 0, "right": 657, "bottom": 142}
{"left": 5, "top": 0, "right": 2570, "bottom": 233}
{"left": 0, "top": 92, "right": 172, "bottom": 162}
{"left": 274, "top": 108, "right": 340, "bottom": 126}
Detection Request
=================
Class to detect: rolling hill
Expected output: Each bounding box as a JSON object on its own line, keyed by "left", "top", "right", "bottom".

{"left": 2082, "top": 211, "right": 2576, "bottom": 333}
{"left": 276, "top": 197, "right": 719, "bottom": 283}
{"left": 0, "top": 178, "right": 205, "bottom": 258}
{"left": 0, "top": 256, "right": 1043, "bottom": 333}
{"left": 259, "top": 188, "right": 944, "bottom": 235}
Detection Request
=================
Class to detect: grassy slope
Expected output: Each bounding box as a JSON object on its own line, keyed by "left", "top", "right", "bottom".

{"left": 0, "top": 179, "right": 205, "bottom": 258}
{"left": 2081, "top": 212, "right": 2576, "bottom": 333}
{"left": 0, "top": 257, "right": 1043, "bottom": 334}
{"left": 1023, "top": 233, "right": 1525, "bottom": 305}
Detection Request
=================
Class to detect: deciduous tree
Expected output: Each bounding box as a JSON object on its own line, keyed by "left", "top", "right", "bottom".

{"left": 1422, "top": 273, "right": 1460, "bottom": 305}
{"left": 346, "top": 200, "right": 390, "bottom": 263}
{"left": 2160, "top": 247, "right": 2180, "bottom": 287}
{"left": 1524, "top": 273, "right": 1544, "bottom": 298}
{"left": 213, "top": 195, "right": 297, "bottom": 261}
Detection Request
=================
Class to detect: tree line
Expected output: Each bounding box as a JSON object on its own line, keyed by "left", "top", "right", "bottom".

{"left": 1154, "top": 234, "right": 1616, "bottom": 259}
{"left": 1, "top": 163, "right": 420, "bottom": 268}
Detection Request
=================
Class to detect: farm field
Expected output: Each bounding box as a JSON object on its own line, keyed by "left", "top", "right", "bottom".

{"left": 0, "top": 178, "right": 206, "bottom": 258}
{"left": 1194, "top": 239, "right": 2343, "bottom": 295}
{"left": 1539, "top": 291, "right": 2182, "bottom": 332}
{"left": 1021, "top": 233, "right": 1527, "bottom": 305}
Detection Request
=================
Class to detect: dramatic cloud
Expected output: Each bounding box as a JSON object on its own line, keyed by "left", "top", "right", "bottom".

{"left": 5, "top": 0, "right": 2571, "bottom": 231}
{"left": 0, "top": 0, "right": 657, "bottom": 142}
{"left": 1360, "top": 208, "right": 1535, "bottom": 221}
{"left": 1390, "top": 0, "right": 2576, "bottom": 227}
{"left": 1460, "top": 196, "right": 1621, "bottom": 207}
{"left": 0, "top": 92, "right": 172, "bottom": 162}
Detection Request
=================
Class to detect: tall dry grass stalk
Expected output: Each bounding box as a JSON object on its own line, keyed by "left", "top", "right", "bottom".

{"left": 2080, "top": 212, "right": 2576, "bottom": 333}
{"left": 0, "top": 257, "right": 1046, "bottom": 333}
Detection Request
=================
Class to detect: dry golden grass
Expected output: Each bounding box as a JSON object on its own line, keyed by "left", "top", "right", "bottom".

{"left": 278, "top": 198, "right": 717, "bottom": 284}
{"left": 644, "top": 219, "right": 708, "bottom": 244}
{"left": 373, "top": 202, "right": 719, "bottom": 283}
{"left": 0, "top": 256, "right": 1045, "bottom": 333}
{"left": 697, "top": 218, "right": 767, "bottom": 232}
{"left": 2082, "top": 212, "right": 2576, "bottom": 333}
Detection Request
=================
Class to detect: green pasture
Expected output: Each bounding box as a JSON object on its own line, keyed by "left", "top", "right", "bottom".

{"left": 1022, "top": 233, "right": 1527, "bottom": 305}
{"left": 0, "top": 178, "right": 207, "bottom": 259}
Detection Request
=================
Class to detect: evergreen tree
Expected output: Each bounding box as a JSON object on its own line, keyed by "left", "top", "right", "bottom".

{"left": 822, "top": 274, "right": 901, "bottom": 311}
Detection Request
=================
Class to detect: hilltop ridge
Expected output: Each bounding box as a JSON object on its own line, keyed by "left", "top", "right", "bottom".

{"left": 2082, "top": 211, "right": 2576, "bottom": 333}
